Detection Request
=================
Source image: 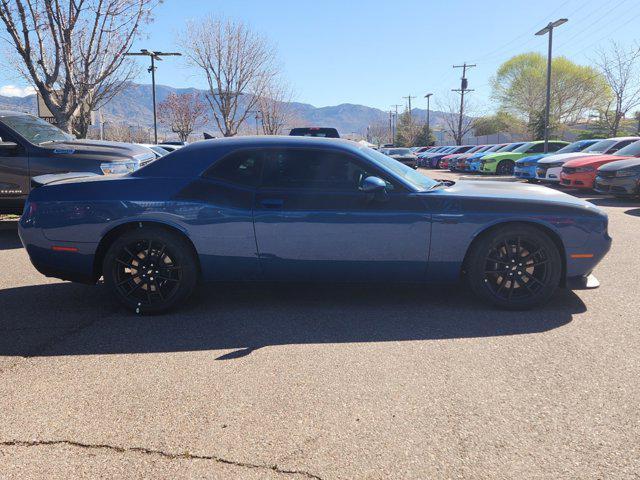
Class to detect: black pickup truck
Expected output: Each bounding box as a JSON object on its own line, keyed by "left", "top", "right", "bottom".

{"left": 0, "top": 111, "right": 156, "bottom": 214}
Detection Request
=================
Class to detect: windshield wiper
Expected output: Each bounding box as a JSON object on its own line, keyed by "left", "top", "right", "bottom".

{"left": 38, "top": 140, "right": 58, "bottom": 145}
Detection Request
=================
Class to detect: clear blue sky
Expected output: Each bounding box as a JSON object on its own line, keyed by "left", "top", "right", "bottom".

{"left": 2, "top": 0, "right": 639, "bottom": 112}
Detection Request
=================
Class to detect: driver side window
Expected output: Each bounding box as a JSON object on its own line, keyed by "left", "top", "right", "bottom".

{"left": 262, "top": 149, "right": 385, "bottom": 191}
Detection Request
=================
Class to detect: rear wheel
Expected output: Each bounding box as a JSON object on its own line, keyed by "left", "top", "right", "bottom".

{"left": 465, "top": 225, "right": 562, "bottom": 309}
{"left": 496, "top": 160, "right": 515, "bottom": 175}
{"left": 103, "top": 226, "right": 198, "bottom": 314}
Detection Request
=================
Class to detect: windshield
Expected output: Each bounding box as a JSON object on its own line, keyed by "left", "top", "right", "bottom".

{"left": 387, "top": 148, "right": 412, "bottom": 155}
{"left": 613, "top": 140, "right": 640, "bottom": 157}
{"left": 583, "top": 139, "right": 617, "bottom": 153}
{"left": 498, "top": 143, "right": 525, "bottom": 152}
{"left": 484, "top": 144, "right": 505, "bottom": 153}
{"left": 555, "top": 140, "right": 599, "bottom": 154}
{"left": 0, "top": 114, "right": 74, "bottom": 145}
{"left": 361, "top": 147, "right": 437, "bottom": 191}
{"left": 513, "top": 142, "right": 536, "bottom": 153}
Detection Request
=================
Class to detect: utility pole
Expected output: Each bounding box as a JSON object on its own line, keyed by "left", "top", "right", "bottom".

{"left": 535, "top": 19, "right": 568, "bottom": 153}
{"left": 388, "top": 111, "right": 393, "bottom": 144}
{"left": 391, "top": 104, "right": 402, "bottom": 145}
{"left": 124, "top": 49, "right": 182, "bottom": 144}
{"left": 402, "top": 95, "right": 417, "bottom": 121}
{"left": 452, "top": 62, "right": 476, "bottom": 145}
{"left": 424, "top": 93, "right": 433, "bottom": 145}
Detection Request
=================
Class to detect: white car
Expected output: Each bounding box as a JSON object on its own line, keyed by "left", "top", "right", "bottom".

{"left": 158, "top": 144, "right": 183, "bottom": 153}
{"left": 138, "top": 143, "right": 170, "bottom": 158}
{"left": 535, "top": 137, "right": 639, "bottom": 182}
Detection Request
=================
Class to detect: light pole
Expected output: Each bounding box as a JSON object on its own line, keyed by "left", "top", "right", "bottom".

{"left": 535, "top": 18, "right": 568, "bottom": 153}
{"left": 424, "top": 93, "right": 433, "bottom": 145}
{"left": 124, "top": 49, "right": 182, "bottom": 144}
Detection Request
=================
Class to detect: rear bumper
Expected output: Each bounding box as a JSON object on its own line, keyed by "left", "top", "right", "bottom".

{"left": 18, "top": 222, "right": 98, "bottom": 284}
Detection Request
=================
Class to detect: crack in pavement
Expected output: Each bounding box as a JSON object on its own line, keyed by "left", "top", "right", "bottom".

{"left": 0, "top": 439, "right": 323, "bottom": 479}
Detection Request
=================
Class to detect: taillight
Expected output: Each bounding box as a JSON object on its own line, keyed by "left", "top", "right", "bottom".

{"left": 23, "top": 201, "right": 37, "bottom": 220}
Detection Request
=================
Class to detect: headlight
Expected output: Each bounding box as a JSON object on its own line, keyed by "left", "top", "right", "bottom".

{"left": 483, "top": 158, "right": 496, "bottom": 163}
{"left": 100, "top": 161, "right": 139, "bottom": 175}
{"left": 616, "top": 168, "right": 640, "bottom": 177}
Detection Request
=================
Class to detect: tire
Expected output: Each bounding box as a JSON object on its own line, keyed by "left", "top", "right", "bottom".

{"left": 103, "top": 226, "right": 198, "bottom": 314}
{"left": 465, "top": 224, "right": 562, "bottom": 310}
{"left": 496, "top": 160, "right": 515, "bottom": 175}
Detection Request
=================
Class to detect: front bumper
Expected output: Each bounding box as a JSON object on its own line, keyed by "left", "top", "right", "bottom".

{"left": 560, "top": 172, "right": 596, "bottom": 189}
{"left": 536, "top": 165, "right": 562, "bottom": 182}
{"left": 566, "top": 274, "right": 600, "bottom": 290}
{"left": 594, "top": 175, "right": 640, "bottom": 196}
{"left": 480, "top": 162, "right": 496, "bottom": 173}
{"left": 514, "top": 165, "right": 537, "bottom": 179}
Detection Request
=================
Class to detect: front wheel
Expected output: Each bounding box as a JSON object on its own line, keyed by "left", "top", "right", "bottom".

{"left": 496, "top": 160, "right": 515, "bottom": 175}
{"left": 465, "top": 225, "right": 562, "bottom": 309}
{"left": 103, "top": 226, "right": 198, "bottom": 314}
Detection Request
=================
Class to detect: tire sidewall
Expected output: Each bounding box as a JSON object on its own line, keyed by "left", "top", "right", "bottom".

{"left": 103, "top": 227, "right": 198, "bottom": 314}
{"left": 466, "top": 225, "right": 562, "bottom": 310}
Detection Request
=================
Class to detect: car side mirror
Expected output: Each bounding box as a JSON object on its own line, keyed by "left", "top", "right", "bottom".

{"left": 360, "top": 176, "right": 388, "bottom": 201}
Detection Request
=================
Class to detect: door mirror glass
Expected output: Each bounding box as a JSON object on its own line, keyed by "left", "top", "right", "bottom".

{"left": 360, "top": 176, "right": 387, "bottom": 193}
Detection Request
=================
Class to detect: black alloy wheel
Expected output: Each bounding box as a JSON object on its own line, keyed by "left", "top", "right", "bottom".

{"left": 104, "top": 226, "right": 198, "bottom": 314}
{"left": 466, "top": 225, "right": 561, "bottom": 309}
{"left": 496, "top": 160, "right": 515, "bottom": 175}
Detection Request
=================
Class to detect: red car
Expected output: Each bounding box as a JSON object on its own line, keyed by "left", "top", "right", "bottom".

{"left": 560, "top": 139, "right": 640, "bottom": 189}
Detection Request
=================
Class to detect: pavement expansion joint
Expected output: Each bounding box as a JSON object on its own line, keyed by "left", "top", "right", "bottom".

{"left": 0, "top": 439, "right": 323, "bottom": 479}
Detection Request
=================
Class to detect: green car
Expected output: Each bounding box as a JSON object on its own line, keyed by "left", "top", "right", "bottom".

{"left": 479, "top": 140, "right": 569, "bottom": 175}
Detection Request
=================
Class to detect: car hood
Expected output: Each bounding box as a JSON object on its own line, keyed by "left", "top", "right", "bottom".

{"left": 563, "top": 154, "right": 629, "bottom": 167}
{"left": 437, "top": 180, "right": 601, "bottom": 210}
{"left": 598, "top": 158, "right": 640, "bottom": 171}
{"left": 516, "top": 153, "right": 546, "bottom": 164}
{"left": 537, "top": 152, "right": 600, "bottom": 165}
{"left": 37, "top": 139, "right": 155, "bottom": 163}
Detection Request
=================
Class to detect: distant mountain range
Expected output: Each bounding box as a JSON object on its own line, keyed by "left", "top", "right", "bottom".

{"left": 0, "top": 82, "right": 454, "bottom": 137}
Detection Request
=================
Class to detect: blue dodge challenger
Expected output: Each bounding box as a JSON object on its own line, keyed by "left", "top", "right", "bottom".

{"left": 19, "top": 137, "right": 611, "bottom": 313}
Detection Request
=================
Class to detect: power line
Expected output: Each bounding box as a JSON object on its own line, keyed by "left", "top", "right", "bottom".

{"left": 554, "top": 0, "right": 633, "bottom": 53}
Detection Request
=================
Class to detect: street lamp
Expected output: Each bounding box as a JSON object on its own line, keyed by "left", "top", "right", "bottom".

{"left": 124, "top": 49, "right": 182, "bottom": 144}
{"left": 424, "top": 93, "right": 433, "bottom": 145}
{"left": 535, "top": 18, "right": 568, "bottom": 153}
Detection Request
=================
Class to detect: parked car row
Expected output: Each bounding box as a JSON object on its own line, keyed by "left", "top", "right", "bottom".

{"left": 414, "top": 136, "right": 640, "bottom": 198}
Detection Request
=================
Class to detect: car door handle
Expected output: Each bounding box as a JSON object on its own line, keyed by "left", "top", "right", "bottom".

{"left": 260, "top": 198, "right": 284, "bottom": 209}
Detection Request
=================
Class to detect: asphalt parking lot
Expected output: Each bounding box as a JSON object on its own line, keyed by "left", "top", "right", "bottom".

{"left": 1, "top": 173, "right": 639, "bottom": 479}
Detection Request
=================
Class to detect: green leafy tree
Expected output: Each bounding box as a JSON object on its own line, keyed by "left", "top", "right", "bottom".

{"left": 491, "top": 53, "right": 610, "bottom": 137}
{"left": 472, "top": 111, "right": 524, "bottom": 136}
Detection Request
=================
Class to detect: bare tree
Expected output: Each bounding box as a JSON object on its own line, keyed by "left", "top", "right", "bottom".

{"left": 257, "top": 77, "right": 294, "bottom": 135}
{"left": 0, "top": 0, "right": 156, "bottom": 137}
{"left": 158, "top": 92, "right": 208, "bottom": 141}
{"left": 181, "top": 17, "right": 276, "bottom": 137}
{"left": 368, "top": 120, "right": 391, "bottom": 147}
{"left": 595, "top": 41, "right": 640, "bottom": 137}
{"left": 437, "top": 93, "right": 475, "bottom": 145}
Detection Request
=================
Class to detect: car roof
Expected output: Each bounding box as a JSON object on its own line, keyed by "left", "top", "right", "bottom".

{"left": 135, "top": 136, "right": 368, "bottom": 178}
{"left": 607, "top": 136, "right": 640, "bottom": 141}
